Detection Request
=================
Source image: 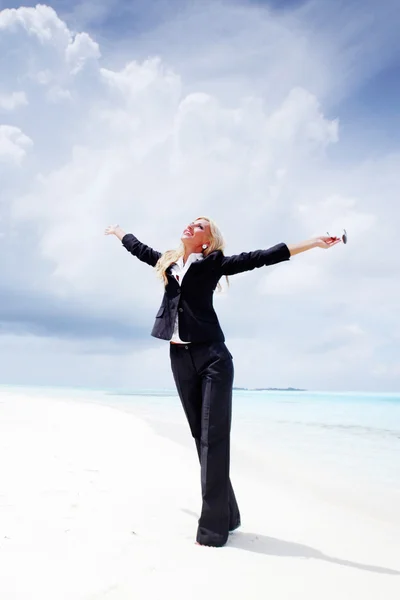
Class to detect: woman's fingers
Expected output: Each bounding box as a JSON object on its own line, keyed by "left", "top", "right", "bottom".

{"left": 104, "top": 224, "right": 119, "bottom": 235}
{"left": 317, "top": 236, "right": 342, "bottom": 249}
{"left": 324, "top": 238, "right": 341, "bottom": 248}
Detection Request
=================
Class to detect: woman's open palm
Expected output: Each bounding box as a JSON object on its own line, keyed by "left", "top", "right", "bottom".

{"left": 315, "top": 235, "right": 342, "bottom": 249}
{"left": 104, "top": 225, "right": 119, "bottom": 236}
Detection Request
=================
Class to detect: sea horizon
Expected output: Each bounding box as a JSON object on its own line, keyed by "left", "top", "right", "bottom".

{"left": 1, "top": 381, "right": 400, "bottom": 397}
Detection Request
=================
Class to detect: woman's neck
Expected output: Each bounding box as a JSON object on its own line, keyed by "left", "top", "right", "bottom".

{"left": 183, "top": 247, "right": 200, "bottom": 265}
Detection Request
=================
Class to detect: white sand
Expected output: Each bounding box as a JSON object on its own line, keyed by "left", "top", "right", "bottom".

{"left": 0, "top": 390, "right": 399, "bottom": 600}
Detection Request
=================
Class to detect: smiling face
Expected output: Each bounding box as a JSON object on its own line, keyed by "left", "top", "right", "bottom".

{"left": 181, "top": 218, "right": 211, "bottom": 253}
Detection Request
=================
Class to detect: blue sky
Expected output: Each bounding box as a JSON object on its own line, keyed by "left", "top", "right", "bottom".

{"left": 0, "top": 0, "right": 399, "bottom": 391}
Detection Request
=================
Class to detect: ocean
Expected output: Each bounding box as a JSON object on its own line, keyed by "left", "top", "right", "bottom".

{"left": 3, "top": 384, "right": 400, "bottom": 525}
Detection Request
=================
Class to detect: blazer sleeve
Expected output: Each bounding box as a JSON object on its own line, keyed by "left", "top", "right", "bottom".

{"left": 121, "top": 233, "right": 162, "bottom": 267}
{"left": 219, "top": 243, "right": 290, "bottom": 276}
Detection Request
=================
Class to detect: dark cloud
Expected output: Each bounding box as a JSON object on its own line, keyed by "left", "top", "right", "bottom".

{"left": 0, "top": 288, "right": 150, "bottom": 342}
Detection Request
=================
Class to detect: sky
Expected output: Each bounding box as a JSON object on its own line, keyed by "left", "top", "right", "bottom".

{"left": 0, "top": 0, "right": 399, "bottom": 392}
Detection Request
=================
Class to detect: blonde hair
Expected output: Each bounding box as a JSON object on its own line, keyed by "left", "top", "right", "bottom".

{"left": 154, "top": 216, "right": 228, "bottom": 290}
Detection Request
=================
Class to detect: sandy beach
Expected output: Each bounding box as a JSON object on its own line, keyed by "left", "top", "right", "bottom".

{"left": 1, "top": 388, "right": 399, "bottom": 600}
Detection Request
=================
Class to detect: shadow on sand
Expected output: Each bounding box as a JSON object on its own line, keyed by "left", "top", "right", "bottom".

{"left": 228, "top": 532, "right": 400, "bottom": 575}
{"left": 182, "top": 509, "right": 399, "bottom": 576}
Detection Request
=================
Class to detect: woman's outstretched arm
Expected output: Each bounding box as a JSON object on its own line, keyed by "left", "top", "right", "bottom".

{"left": 287, "top": 235, "right": 341, "bottom": 256}
{"left": 220, "top": 243, "right": 290, "bottom": 276}
{"left": 219, "top": 235, "right": 341, "bottom": 276}
{"left": 105, "top": 224, "right": 162, "bottom": 267}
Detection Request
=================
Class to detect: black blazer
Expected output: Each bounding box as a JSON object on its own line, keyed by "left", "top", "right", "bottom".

{"left": 122, "top": 233, "right": 291, "bottom": 343}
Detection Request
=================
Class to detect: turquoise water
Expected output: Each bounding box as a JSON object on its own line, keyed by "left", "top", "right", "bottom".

{"left": 232, "top": 391, "right": 400, "bottom": 492}
{"left": 100, "top": 388, "right": 400, "bottom": 522}
{"left": 131, "top": 390, "right": 400, "bottom": 489}
{"left": 3, "top": 384, "right": 400, "bottom": 520}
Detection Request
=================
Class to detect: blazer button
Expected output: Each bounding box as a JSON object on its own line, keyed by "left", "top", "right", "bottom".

{"left": 178, "top": 307, "right": 183, "bottom": 312}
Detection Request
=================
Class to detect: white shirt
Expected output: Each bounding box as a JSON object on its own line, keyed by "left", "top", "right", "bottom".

{"left": 170, "top": 252, "right": 203, "bottom": 343}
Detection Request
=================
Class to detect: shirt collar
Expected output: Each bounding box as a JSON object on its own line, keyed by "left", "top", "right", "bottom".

{"left": 176, "top": 253, "right": 203, "bottom": 268}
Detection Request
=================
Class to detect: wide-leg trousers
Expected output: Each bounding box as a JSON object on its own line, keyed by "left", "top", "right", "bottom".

{"left": 169, "top": 341, "right": 241, "bottom": 547}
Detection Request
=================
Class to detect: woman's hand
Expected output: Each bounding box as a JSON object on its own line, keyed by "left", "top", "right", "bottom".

{"left": 104, "top": 224, "right": 119, "bottom": 235}
{"left": 104, "top": 225, "right": 126, "bottom": 241}
{"left": 314, "top": 235, "right": 342, "bottom": 249}
{"left": 287, "top": 235, "right": 342, "bottom": 256}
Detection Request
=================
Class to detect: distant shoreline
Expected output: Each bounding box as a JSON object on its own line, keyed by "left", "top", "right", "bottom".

{"left": 233, "top": 387, "right": 306, "bottom": 392}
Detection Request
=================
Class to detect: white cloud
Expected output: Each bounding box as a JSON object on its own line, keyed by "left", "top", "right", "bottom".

{"left": 45, "top": 86, "right": 72, "bottom": 103}
{"left": 266, "top": 88, "right": 339, "bottom": 147}
{"left": 66, "top": 31, "right": 101, "bottom": 74}
{"left": 0, "top": 5, "right": 70, "bottom": 44}
{"left": 0, "top": 91, "right": 28, "bottom": 110}
{"left": 0, "top": 4, "right": 100, "bottom": 90}
{"left": 260, "top": 262, "right": 324, "bottom": 296}
{"left": 0, "top": 125, "right": 32, "bottom": 164}
{"left": 1, "top": 3, "right": 399, "bottom": 392}
{"left": 34, "top": 70, "right": 52, "bottom": 85}
{"left": 99, "top": 58, "right": 175, "bottom": 96}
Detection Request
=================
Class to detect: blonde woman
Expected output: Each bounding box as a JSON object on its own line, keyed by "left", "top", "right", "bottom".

{"left": 105, "top": 218, "right": 341, "bottom": 547}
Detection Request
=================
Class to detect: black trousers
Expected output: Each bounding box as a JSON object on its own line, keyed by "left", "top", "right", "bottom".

{"left": 170, "top": 341, "right": 241, "bottom": 547}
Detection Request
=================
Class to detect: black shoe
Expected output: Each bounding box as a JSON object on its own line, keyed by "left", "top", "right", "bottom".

{"left": 229, "top": 520, "right": 241, "bottom": 533}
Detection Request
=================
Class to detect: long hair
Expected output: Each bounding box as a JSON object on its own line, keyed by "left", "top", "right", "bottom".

{"left": 154, "top": 216, "right": 228, "bottom": 290}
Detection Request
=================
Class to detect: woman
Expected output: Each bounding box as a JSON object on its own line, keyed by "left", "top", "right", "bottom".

{"left": 105, "top": 217, "right": 341, "bottom": 547}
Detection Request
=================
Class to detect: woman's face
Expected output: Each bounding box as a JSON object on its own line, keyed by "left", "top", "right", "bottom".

{"left": 181, "top": 218, "right": 211, "bottom": 250}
